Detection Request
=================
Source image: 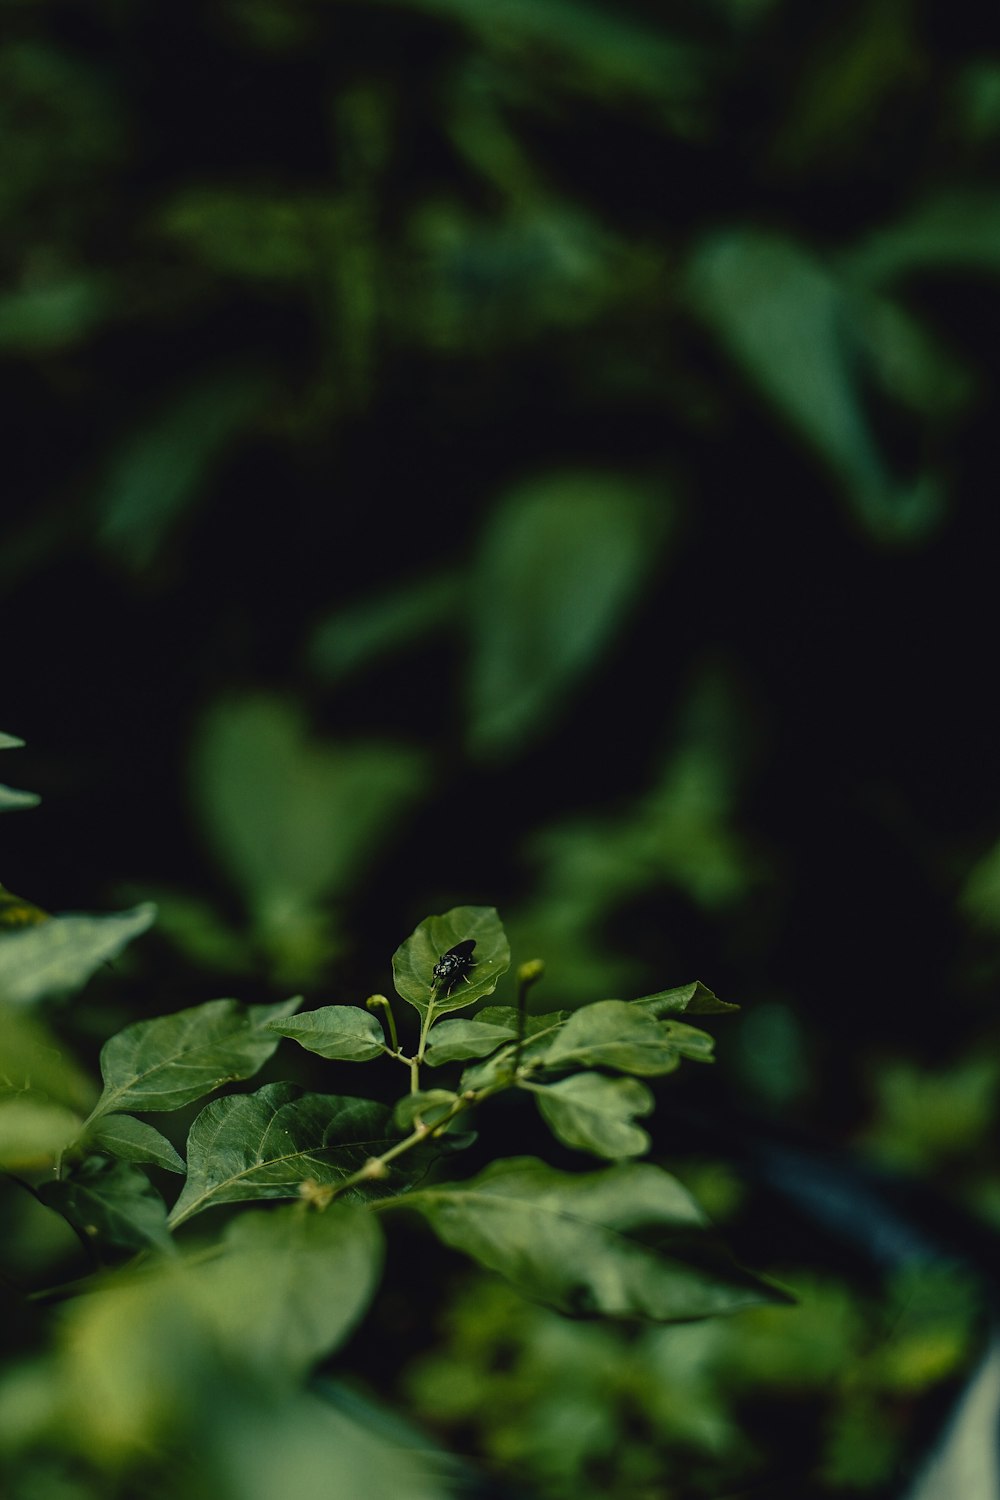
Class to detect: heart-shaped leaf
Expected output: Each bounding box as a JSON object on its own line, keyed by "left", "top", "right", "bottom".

{"left": 392, "top": 906, "right": 510, "bottom": 1018}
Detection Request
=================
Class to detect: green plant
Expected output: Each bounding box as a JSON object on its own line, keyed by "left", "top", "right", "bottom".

{"left": 0, "top": 731, "right": 785, "bottom": 1500}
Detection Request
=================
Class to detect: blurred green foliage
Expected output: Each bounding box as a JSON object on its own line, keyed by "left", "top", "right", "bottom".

{"left": 5, "top": 0, "right": 1000, "bottom": 1493}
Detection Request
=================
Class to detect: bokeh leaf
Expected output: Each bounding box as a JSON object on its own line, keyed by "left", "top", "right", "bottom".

{"left": 466, "top": 472, "right": 666, "bottom": 756}
{"left": 0, "top": 782, "right": 40, "bottom": 812}
{"left": 0, "top": 1002, "right": 96, "bottom": 1111}
{"left": 401, "top": 1157, "right": 788, "bottom": 1320}
{"left": 96, "top": 371, "right": 270, "bottom": 573}
{"left": 92, "top": 995, "right": 300, "bottom": 1119}
{"left": 687, "top": 230, "right": 943, "bottom": 541}
{"left": 168, "top": 1081, "right": 395, "bottom": 1227}
{"left": 0, "top": 1095, "right": 83, "bottom": 1170}
{"left": 190, "top": 695, "right": 427, "bottom": 977}
{"left": 181, "top": 1203, "right": 384, "bottom": 1377}
{"left": 0, "top": 904, "right": 156, "bottom": 1006}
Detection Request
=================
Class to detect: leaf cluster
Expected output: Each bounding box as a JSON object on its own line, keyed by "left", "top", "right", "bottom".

{"left": 2, "top": 734, "right": 786, "bottom": 1497}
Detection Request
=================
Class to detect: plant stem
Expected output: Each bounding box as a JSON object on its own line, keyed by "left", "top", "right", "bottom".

{"left": 327, "top": 1092, "right": 471, "bottom": 1201}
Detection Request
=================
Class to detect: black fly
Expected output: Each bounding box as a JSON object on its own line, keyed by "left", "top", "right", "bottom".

{"left": 432, "top": 939, "right": 477, "bottom": 994}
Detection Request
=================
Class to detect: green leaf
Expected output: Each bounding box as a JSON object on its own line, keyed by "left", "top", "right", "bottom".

{"left": 0, "top": 904, "right": 157, "bottom": 1006}
{"left": 633, "top": 981, "right": 738, "bottom": 1016}
{"left": 305, "top": 572, "right": 462, "bottom": 683}
{"left": 423, "top": 1017, "right": 517, "bottom": 1066}
{"left": 0, "top": 733, "right": 37, "bottom": 811}
{"left": 686, "top": 231, "right": 942, "bottom": 543}
{"left": 0, "top": 781, "right": 40, "bottom": 812}
{"left": 458, "top": 1012, "right": 571, "bottom": 1091}
{"left": 536, "top": 999, "right": 699, "bottom": 1076}
{"left": 181, "top": 1203, "right": 384, "bottom": 1376}
{"left": 377, "top": 0, "right": 707, "bottom": 119}
{"left": 167, "top": 1082, "right": 395, "bottom": 1227}
{"left": 476, "top": 1005, "right": 571, "bottom": 1036}
{"left": 191, "top": 695, "right": 427, "bottom": 926}
{"left": 0, "top": 1095, "right": 83, "bottom": 1169}
{"left": 466, "top": 473, "right": 666, "bottom": 756}
{"left": 0, "top": 1002, "right": 96, "bottom": 1111}
{"left": 393, "top": 1090, "right": 462, "bottom": 1133}
{"left": 96, "top": 370, "right": 269, "bottom": 574}
{"left": 525, "top": 1073, "right": 654, "bottom": 1158}
{"left": 85, "top": 1115, "right": 185, "bottom": 1174}
{"left": 38, "top": 1157, "right": 173, "bottom": 1253}
{"left": 268, "top": 1005, "right": 388, "bottom": 1061}
{"left": 392, "top": 905, "right": 510, "bottom": 1018}
{"left": 92, "top": 995, "right": 300, "bottom": 1120}
{"left": 400, "top": 1157, "right": 788, "bottom": 1321}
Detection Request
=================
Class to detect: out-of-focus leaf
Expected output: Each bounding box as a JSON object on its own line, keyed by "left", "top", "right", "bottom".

{"left": 0, "top": 783, "right": 40, "bottom": 812}
{"left": 0, "top": 1096, "right": 83, "bottom": 1169}
{"left": 158, "top": 188, "right": 342, "bottom": 280}
{"left": 392, "top": 905, "right": 510, "bottom": 1018}
{"left": 375, "top": 0, "right": 709, "bottom": 121}
{"left": 96, "top": 371, "right": 270, "bottom": 573}
{"left": 687, "top": 230, "right": 943, "bottom": 541}
{"left": 181, "top": 1203, "right": 384, "bottom": 1377}
{"left": 91, "top": 995, "right": 300, "bottom": 1119}
{"left": 845, "top": 191, "right": 1000, "bottom": 284}
{"left": 85, "top": 1115, "right": 185, "bottom": 1174}
{"left": 190, "top": 696, "right": 426, "bottom": 973}
{"left": 0, "top": 275, "right": 109, "bottom": 352}
{"left": 863, "top": 1057, "right": 1000, "bottom": 1172}
{"left": 167, "top": 1082, "right": 395, "bottom": 1227}
{"left": 0, "top": 1003, "right": 96, "bottom": 1111}
{"left": 0, "top": 732, "right": 39, "bottom": 812}
{"left": 400, "top": 1157, "right": 789, "bottom": 1319}
{"left": 268, "top": 1005, "right": 388, "bottom": 1061}
{"left": 38, "top": 1157, "right": 173, "bottom": 1254}
{"left": 526, "top": 1072, "right": 654, "bottom": 1158}
{"left": 119, "top": 887, "right": 254, "bottom": 975}
{"left": 0, "top": 904, "right": 156, "bottom": 1006}
{"left": 423, "top": 1016, "right": 517, "bottom": 1065}
{"left": 210, "top": 1387, "right": 449, "bottom": 1500}
{"left": 466, "top": 472, "right": 667, "bottom": 756}
{"left": 305, "top": 573, "right": 462, "bottom": 682}
{"left": 0, "top": 882, "right": 48, "bottom": 928}
{"left": 0, "top": 41, "right": 124, "bottom": 222}
{"left": 403, "top": 201, "right": 655, "bottom": 352}
{"left": 960, "top": 836, "right": 1000, "bottom": 931}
